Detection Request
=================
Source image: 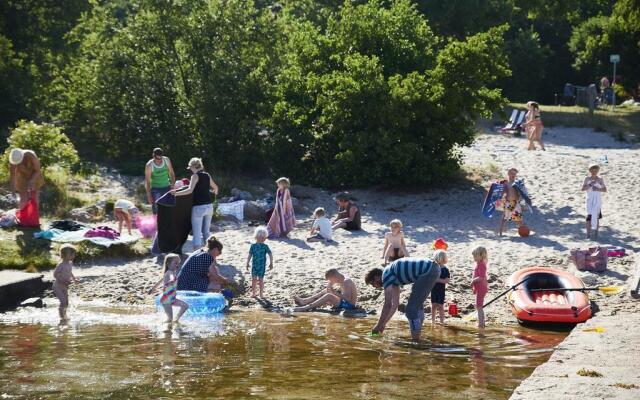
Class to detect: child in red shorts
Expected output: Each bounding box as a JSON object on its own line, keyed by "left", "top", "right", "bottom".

{"left": 471, "top": 246, "right": 488, "bottom": 328}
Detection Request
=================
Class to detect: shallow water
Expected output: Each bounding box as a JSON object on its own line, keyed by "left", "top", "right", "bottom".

{"left": 0, "top": 302, "right": 566, "bottom": 399}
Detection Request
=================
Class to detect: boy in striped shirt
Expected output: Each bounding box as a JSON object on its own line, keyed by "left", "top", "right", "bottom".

{"left": 365, "top": 251, "right": 447, "bottom": 340}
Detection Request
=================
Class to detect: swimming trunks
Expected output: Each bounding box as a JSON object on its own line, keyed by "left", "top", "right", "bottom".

{"left": 337, "top": 299, "right": 357, "bottom": 310}
{"left": 504, "top": 199, "right": 522, "bottom": 222}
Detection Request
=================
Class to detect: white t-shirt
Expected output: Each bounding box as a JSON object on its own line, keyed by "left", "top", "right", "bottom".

{"left": 313, "top": 216, "right": 332, "bottom": 240}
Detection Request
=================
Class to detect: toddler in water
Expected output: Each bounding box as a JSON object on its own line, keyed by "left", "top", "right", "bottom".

{"left": 471, "top": 246, "right": 488, "bottom": 328}
{"left": 53, "top": 244, "right": 78, "bottom": 320}
{"left": 307, "top": 207, "right": 332, "bottom": 242}
{"left": 148, "top": 253, "right": 189, "bottom": 323}
{"left": 381, "top": 219, "right": 409, "bottom": 264}
{"left": 431, "top": 250, "right": 450, "bottom": 324}
{"left": 246, "top": 227, "right": 273, "bottom": 298}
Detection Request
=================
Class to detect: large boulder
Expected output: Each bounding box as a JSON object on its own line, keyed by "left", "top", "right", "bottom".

{"left": 290, "top": 185, "right": 318, "bottom": 199}
{"left": 230, "top": 188, "right": 253, "bottom": 201}
{"left": 68, "top": 203, "right": 104, "bottom": 223}
{"left": 244, "top": 200, "right": 267, "bottom": 221}
{"left": 291, "top": 197, "right": 311, "bottom": 216}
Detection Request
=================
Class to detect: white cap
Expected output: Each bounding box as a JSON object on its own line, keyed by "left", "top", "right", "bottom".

{"left": 9, "top": 148, "right": 24, "bottom": 165}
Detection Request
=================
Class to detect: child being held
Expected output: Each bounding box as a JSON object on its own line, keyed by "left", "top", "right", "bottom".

{"left": 307, "top": 207, "right": 332, "bottom": 242}
{"left": 431, "top": 250, "right": 450, "bottom": 324}
{"left": 381, "top": 219, "right": 409, "bottom": 264}
{"left": 53, "top": 244, "right": 78, "bottom": 321}
{"left": 246, "top": 227, "right": 273, "bottom": 298}
{"left": 148, "top": 253, "right": 189, "bottom": 324}
{"left": 471, "top": 246, "right": 489, "bottom": 328}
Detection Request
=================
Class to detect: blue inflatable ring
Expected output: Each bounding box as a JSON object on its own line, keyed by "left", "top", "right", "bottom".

{"left": 156, "top": 290, "right": 227, "bottom": 315}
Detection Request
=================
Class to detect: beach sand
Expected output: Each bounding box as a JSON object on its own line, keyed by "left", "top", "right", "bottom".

{"left": 45, "top": 126, "right": 640, "bottom": 326}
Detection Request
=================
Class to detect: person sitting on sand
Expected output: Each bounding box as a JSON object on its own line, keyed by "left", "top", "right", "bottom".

{"left": 177, "top": 236, "right": 227, "bottom": 292}
{"left": 53, "top": 244, "right": 78, "bottom": 321}
{"left": 292, "top": 269, "right": 358, "bottom": 312}
{"left": 365, "top": 251, "right": 446, "bottom": 341}
{"left": 332, "top": 192, "right": 361, "bottom": 231}
{"left": 307, "top": 207, "right": 332, "bottom": 242}
{"left": 581, "top": 164, "right": 607, "bottom": 239}
{"left": 498, "top": 168, "right": 523, "bottom": 236}
{"left": 381, "top": 219, "right": 409, "bottom": 264}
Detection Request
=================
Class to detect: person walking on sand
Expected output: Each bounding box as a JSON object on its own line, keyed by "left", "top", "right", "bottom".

{"left": 365, "top": 251, "right": 446, "bottom": 341}
{"left": 8, "top": 148, "right": 44, "bottom": 210}
{"left": 292, "top": 269, "right": 358, "bottom": 312}
{"left": 246, "top": 227, "right": 273, "bottom": 298}
{"left": 332, "top": 192, "right": 361, "bottom": 231}
{"left": 498, "top": 168, "right": 523, "bottom": 237}
{"left": 582, "top": 164, "right": 607, "bottom": 239}
{"left": 267, "top": 177, "right": 296, "bottom": 238}
{"left": 523, "top": 101, "right": 545, "bottom": 151}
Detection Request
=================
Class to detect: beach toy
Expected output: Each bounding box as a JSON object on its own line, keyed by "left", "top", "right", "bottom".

{"left": 606, "top": 246, "right": 625, "bottom": 257}
{"left": 432, "top": 238, "right": 448, "bottom": 250}
{"left": 448, "top": 303, "right": 459, "bottom": 317}
{"left": 137, "top": 214, "right": 157, "bottom": 238}
{"left": 518, "top": 225, "right": 530, "bottom": 237}
{"left": 156, "top": 290, "right": 226, "bottom": 315}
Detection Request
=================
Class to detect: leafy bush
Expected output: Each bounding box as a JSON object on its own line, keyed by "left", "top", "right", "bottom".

{"left": 3, "top": 120, "right": 79, "bottom": 171}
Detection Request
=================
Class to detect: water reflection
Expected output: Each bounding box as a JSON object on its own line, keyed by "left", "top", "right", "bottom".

{"left": 0, "top": 303, "right": 567, "bottom": 400}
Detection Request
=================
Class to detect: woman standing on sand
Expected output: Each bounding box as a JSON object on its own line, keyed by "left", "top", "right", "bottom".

{"left": 523, "top": 101, "right": 546, "bottom": 151}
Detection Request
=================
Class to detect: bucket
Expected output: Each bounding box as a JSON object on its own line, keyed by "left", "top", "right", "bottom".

{"left": 448, "top": 303, "right": 459, "bottom": 317}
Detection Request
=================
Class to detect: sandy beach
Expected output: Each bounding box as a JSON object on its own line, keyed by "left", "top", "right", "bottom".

{"left": 43, "top": 126, "right": 640, "bottom": 325}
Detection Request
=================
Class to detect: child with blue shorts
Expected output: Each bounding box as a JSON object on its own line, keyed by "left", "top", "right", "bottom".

{"left": 246, "top": 227, "right": 273, "bottom": 298}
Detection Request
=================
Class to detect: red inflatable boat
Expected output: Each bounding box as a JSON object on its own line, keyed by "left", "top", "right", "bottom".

{"left": 506, "top": 266, "right": 591, "bottom": 324}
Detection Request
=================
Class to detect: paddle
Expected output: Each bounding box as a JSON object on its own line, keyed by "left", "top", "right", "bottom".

{"left": 462, "top": 276, "right": 532, "bottom": 322}
{"left": 529, "top": 286, "right": 622, "bottom": 295}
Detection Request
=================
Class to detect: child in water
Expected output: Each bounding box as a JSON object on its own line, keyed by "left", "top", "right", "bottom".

{"left": 53, "top": 244, "right": 78, "bottom": 320}
{"left": 246, "top": 227, "right": 273, "bottom": 298}
{"left": 148, "top": 253, "right": 189, "bottom": 323}
{"left": 381, "top": 219, "right": 409, "bottom": 264}
{"left": 471, "top": 246, "right": 488, "bottom": 328}
{"left": 431, "top": 250, "right": 450, "bottom": 324}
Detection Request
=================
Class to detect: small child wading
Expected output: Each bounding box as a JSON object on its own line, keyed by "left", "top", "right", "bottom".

{"left": 149, "top": 253, "right": 189, "bottom": 324}
{"left": 471, "top": 246, "right": 489, "bottom": 328}
{"left": 381, "top": 219, "right": 409, "bottom": 264}
{"left": 53, "top": 244, "right": 78, "bottom": 321}
{"left": 246, "top": 227, "right": 273, "bottom": 298}
{"left": 307, "top": 207, "right": 332, "bottom": 242}
{"left": 431, "top": 251, "right": 450, "bottom": 324}
{"left": 581, "top": 164, "right": 607, "bottom": 239}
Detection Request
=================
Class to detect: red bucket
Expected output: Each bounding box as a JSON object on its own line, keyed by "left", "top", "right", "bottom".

{"left": 448, "top": 303, "right": 459, "bottom": 317}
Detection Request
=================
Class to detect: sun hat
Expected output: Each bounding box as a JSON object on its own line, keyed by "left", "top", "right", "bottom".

{"left": 9, "top": 148, "right": 24, "bottom": 165}
{"left": 432, "top": 238, "right": 448, "bottom": 251}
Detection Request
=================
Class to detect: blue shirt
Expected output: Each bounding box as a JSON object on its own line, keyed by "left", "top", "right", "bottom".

{"left": 250, "top": 243, "right": 272, "bottom": 269}
{"left": 382, "top": 258, "right": 437, "bottom": 289}
{"left": 177, "top": 250, "right": 213, "bottom": 292}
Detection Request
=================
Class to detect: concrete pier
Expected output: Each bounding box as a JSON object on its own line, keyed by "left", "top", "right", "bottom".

{"left": 0, "top": 270, "right": 49, "bottom": 311}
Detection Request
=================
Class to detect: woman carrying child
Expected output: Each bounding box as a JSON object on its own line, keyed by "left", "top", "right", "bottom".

{"left": 267, "top": 177, "right": 296, "bottom": 238}
{"left": 381, "top": 219, "right": 409, "bottom": 264}
{"left": 149, "top": 253, "right": 189, "bottom": 324}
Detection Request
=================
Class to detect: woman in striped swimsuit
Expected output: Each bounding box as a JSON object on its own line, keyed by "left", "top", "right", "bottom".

{"left": 148, "top": 253, "right": 189, "bottom": 323}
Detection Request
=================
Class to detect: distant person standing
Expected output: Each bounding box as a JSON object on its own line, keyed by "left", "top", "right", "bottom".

{"left": 145, "top": 148, "right": 176, "bottom": 214}
{"left": 523, "top": 101, "right": 545, "bottom": 151}
{"left": 581, "top": 164, "right": 607, "bottom": 239}
{"left": 8, "top": 148, "right": 44, "bottom": 209}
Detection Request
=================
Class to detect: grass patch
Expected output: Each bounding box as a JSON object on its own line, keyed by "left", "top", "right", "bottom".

{"left": 509, "top": 103, "right": 640, "bottom": 141}
{"left": 0, "top": 223, "right": 151, "bottom": 272}
{"left": 577, "top": 368, "right": 603, "bottom": 378}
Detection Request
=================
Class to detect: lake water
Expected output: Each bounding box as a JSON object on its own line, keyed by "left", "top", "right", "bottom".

{"left": 0, "top": 302, "right": 567, "bottom": 399}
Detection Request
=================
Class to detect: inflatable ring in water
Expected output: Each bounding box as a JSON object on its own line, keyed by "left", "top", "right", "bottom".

{"left": 156, "top": 290, "right": 227, "bottom": 315}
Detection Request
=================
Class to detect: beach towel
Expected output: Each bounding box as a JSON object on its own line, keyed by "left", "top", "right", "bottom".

{"left": 218, "top": 200, "right": 245, "bottom": 222}
{"left": 44, "top": 228, "right": 138, "bottom": 247}
{"left": 157, "top": 192, "right": 193, "bottom": 253}
{"left": 267, "top": 188, "right": 295, "bottom": 238}
{"left": 84, "top": 226, "right": 120, "bottom": 240}
{"left": 585, "top": 185, "right": 602, "bottom": 229}
{"left": 49, "top": 220, "right": 86, "bottom": 231}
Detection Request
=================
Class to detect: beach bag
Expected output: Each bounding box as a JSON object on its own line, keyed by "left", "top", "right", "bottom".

{"left": 84, "top": 226, "right": 120, "bottom": 240}
{"left": 16, "top": 198, "right": 40, "bottom": 227}
{"left": 570, "top": 247, "right": 608, "bottom": 272}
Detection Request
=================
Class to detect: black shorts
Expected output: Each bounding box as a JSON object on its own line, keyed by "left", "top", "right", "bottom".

{"left": 586, "top": 212, "right": 602, "bottom": 221}
{"left": 431, "top": 291, "right": 445, "bottom": 304}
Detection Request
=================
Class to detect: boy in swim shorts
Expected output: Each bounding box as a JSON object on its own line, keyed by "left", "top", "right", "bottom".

{"left": 292, "top": 269, "right": 358, "bottom": 312}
